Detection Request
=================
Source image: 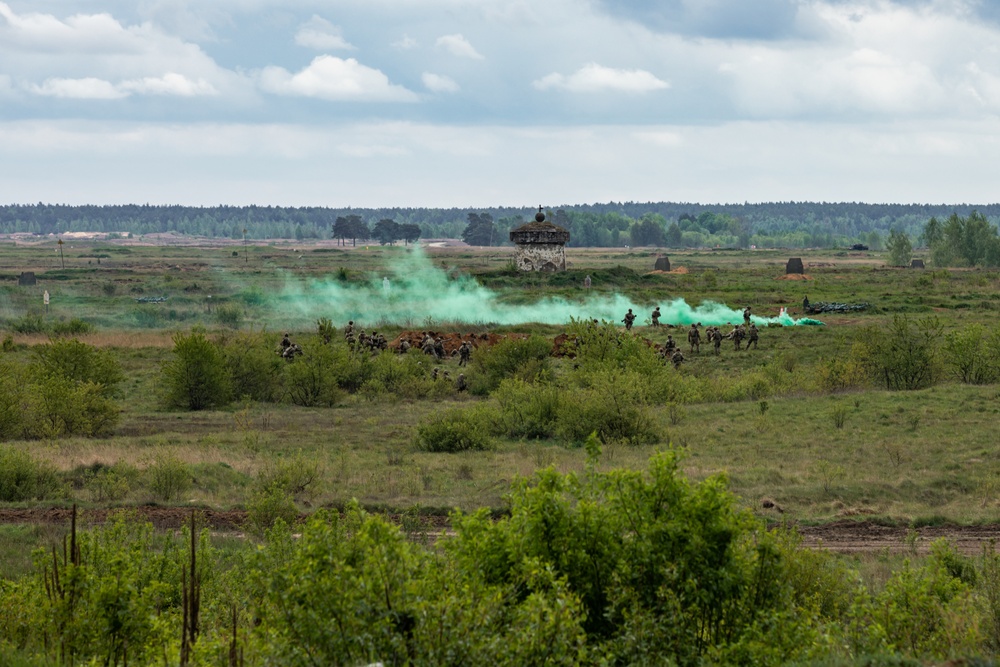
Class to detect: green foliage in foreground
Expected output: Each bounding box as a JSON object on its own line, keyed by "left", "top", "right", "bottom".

{"left": 2, "top": 452, "right": 1000, "bottom": 665}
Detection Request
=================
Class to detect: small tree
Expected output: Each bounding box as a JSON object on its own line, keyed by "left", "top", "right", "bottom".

{"left": 162, "top": 329, "right": 232, "bottom": 410}
{"left": 853, "top": 315, "right": 943, "bottom": 390}
{"left": 886, "top": 229, "right": 913, "bottom": 267}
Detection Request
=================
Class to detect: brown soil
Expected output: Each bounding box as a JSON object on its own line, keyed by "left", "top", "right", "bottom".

{"left": 2, "top": 509, "right": 998, "bottom": 554}
{"left": 795, "top": 520, "right": 1000, "bottom": 555}
{"left": 390, "top": 331, "right": 529, "bottom": 355}
{"left": 775, "top": 273, "right": 812, "bottom": 280}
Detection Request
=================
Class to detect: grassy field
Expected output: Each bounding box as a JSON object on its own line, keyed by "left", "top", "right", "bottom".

{"left": 2, "top": 236, "right": 999, "bottom": 535}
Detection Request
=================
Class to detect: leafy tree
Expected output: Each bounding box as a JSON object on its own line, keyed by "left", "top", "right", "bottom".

{"left": 372, "top": 218, "right": 401, "bottom": 245}
{"left": 630, "top": 217, "right": 666, "bottom": 247}
{"left": 886, "top": 228, "right": 913, "bottom": 266}
{"left": 162, "top": 329, "right": 232, "bottom": 410}
{"left": 399, "top": 222, "right": 421, "bottom": 245}
{"left": 462, "top": 212, "right": 495, "bottom": 246}
{"left": 920, "top": 216, "right": 943, "bottom": 249}
{"left": 666, "top": 222, "right": 683, "bottom": 246}
{"left": 31, "top": 338, "right": 124, "bottom": 397}
{"left": 332, "top": 214, "right": 369, "bottom": 246}
{"left": 853, "top": 315, "right": 943, "bottom": 390}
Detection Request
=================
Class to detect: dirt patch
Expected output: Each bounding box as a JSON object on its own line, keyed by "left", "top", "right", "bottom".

{"left": 775, "top": 274, "right": 813, "bottom": 280}
{"left": 646, "top": 267, "right": 688, "bottom": 275}
{"left": 795, "top": 520, "right": 1000, "bottom": 555}
{"left": 390, "top": 331, "right": 529, "bottom": 355}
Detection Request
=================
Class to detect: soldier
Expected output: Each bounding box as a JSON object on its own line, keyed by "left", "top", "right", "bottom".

{"left": 281, "top": 343, "right": 302, "bottom": 362}
{"left": 344, "top": 321, "right": 354, "bottom": 339}
{"left": 671, "top": 348, "right": 685, "bottom": 369}
{"left": 712, "top": 327, "right": 722, "bottom": 355}
{"left": 747, "top": 323, "right": 759, "bottom": 350}
{"left": 732, "top": 324, "right": 744, "bottom": 351}
{"left": 458, "top": 340, "right": 472, "bottom": 366}
{"left": 651, "top": 306, "right": 661, "bottom": 327}
{"left": 622, "top": 308, "right": 636, "bottom": 331}
{"left": 664, "top": 334, "right": 676, "bottom": 354}
{"left": 399, "top": 339, "right": 411, "bottom": 354}
{"left": 687, "top": 323, "right": 701, "bottom": 353}
{"left": 455, "top": 373, "right": 467, "bottom": 391}
{"left": 281, "top": 332, "right": 292, "bottom": 350}
{"left": 421, "top": 334, "right": 436, "bottom": 356}
{"left": 431, "top": 367, "right": 440, "bottom": 380}
{"left": 433, "top": 337, "right": 446, "bottom": 360}
{"left": 803, "top": 295, "right": 810, "bottom": 313}
{"left": 743, "top": 306, "right": 751, "bottom": 326}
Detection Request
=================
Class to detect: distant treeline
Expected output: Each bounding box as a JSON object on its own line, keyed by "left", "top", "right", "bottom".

{"left": 3, "top": 202, "right": 1000, "bottom": 249}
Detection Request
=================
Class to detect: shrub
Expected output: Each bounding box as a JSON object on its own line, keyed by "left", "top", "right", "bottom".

{"left": 256, "top": 454, "right": 322, "bottom": 502}
{"left": 8, "top": 312, "right": 46, "bottom": 334}
{"left": 214, "top": 303, "right": 244, "bottom": 329}
{"left": 219, "top": 331, "right": 284, "bottom": 402}
{"left": 468, "top": 334, "right": 552, "bottom": 395}
{"left": 489, "top": 378, "right": 561, "bottom": 439}
{"left": 32, "top": 338, "right": 124, "bottom": 397}
{"left": 816, "top": 356, "right": 868, "bottom": 393}
{"left": 943, "top": 324, "right": 1000, "bottom": 384}
{"left": 144, "top": 453, "right": 191, "bottom": 502}
{"left": 556, "top": 370, "right": 659, "bottom": 446}
{"left": 50, "top": 318, "right": 95, "bottom": 336}
{"left": 853, "top": 316, "right": 943, "bottom": 390}
{"left": 246, "top": 483, "right": 299, "bottom": 538}
{"left": 0, "top": 445, "right": 61, "bottom": 501}
{"left": 415, "top": 406, "right": 493, "bottom": 452}
{"left": 285, "top": 344, "right": 342, "bottom": 407}
{"left": 162, "top": 329, "right": 232, "bottom": 410}
{"left": 86, "top": 464, "right": 134, "bottom": 502}
{"left": 25, "top": 377, "right": 120, "bottom": 438}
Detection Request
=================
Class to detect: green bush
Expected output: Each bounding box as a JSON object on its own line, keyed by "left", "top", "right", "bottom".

{"left": 32, "top": 338, "right": 124, "bottom": 397}
{"left": 25, "top": 377, "right": 120, "bottom": 438}
{"left": 213, "top": 303, "right": 244, "bottom": 329}
{"left": 50, "top": 318, "right": 95, "bottom": 336}
{"left": 944, "top": 324, "right": 1000, "bottom": 384}
{"left": 489, "top": 378, "right": 561, "bottom": 439}
{"left": 144, "top": 453, "right": 191, "bottom": 502}
{"left": 415, "top": 406, "right": 493, "bottom": 452}
{"left": 284, "top": 344, "right": 342, "bottom": 407}
{"left": 85, "top": 464, "right": 134, "bottom": 502}
{"left": 0, "top": 445, "right": 61, "bottom": 501}
{"left": 853, "top": 315, "right": 943, "bottom": 390}
{"left": 246, "top": 483, "right": 299, "bottom": 538}
{"left": 162, "top": 329, "right": 232, "bottom": 410}
{"left": 8, "top": 313, "right": 46, "bottom": 334}
{"left": 219, "top": 330, "right": 284, "bottom": 402}
{"left": 467, "top": 334, "right": 552, "bottom": 395}
{"left": 556, "top": 370, "right": 659, "bottom": 446}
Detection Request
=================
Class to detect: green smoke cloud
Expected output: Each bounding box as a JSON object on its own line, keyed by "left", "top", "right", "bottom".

{"left": 279, "top": 248, "right": 822, "bottom": 327}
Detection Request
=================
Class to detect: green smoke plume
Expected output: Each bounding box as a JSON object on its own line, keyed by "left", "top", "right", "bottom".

{"left": 279, "top": 248, "right": 822, "bottom": 327}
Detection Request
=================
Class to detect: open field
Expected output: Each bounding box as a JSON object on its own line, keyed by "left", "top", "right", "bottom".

{"left": 8, "top": 236, "right": 1000, "bottom": 664}
{"left": 2, "top": 238, "right": 1000, "bottom": 532}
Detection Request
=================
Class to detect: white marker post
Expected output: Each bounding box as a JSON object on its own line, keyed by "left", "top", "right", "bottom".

{"left": 43, "top": 290, "right": 50, "bottom": 314}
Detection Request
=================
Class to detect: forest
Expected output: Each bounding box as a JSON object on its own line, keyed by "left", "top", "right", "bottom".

{"left": 4, "top": 201, "right": 1000, "bottom": 250}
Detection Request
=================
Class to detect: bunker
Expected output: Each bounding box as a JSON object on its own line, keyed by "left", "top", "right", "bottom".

{"left": 509, "top": 207, "right": 570, "bottom": 272}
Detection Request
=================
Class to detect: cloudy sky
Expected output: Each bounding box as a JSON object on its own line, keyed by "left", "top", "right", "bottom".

{"left": 2, "top": 0, "right": 1000, "bottom": 207}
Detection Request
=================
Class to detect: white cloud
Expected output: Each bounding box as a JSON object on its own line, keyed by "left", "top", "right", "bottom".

{"left": 119, "top": 72, "right": 217, "bottom": 96}
{"left": 294, "top": 16, "right": 354, "bottom": 51}
{"left": 392, "top": 34, "right": 418, "bottom": 50}
{"left": 31, "top": 77, "right": 127, "bottom": 99}
{"left": 259, "top": 56, "right": 418, "bottom": 102}
{"left": 533, "top": 63, "right": 669, "bottom": 93}
{"left": 422, "top": 72, "right": 459, "bottom": 93}
{"left": 435, "top": 34, "right": 484, "bottom": 60}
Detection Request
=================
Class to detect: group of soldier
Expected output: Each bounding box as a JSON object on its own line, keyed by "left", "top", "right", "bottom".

{"left": 621, "top": 305, "right": 762, "bottom": 369}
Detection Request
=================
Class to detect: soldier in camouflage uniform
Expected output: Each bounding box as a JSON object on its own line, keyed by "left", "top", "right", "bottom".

{"left": 651, "top": 307, "right": 661, "bottom": 327}
{"left": 687, "top": 323, "right": 701, "bottom": 353}
{"left": 344, "top": 321, "right": 354, "bottom": 339}
{"left": 433, "top": 337, "right": 446, "bottom": 360}
{"left": 622, "top": 308, "right": 636, "bottom": 331}
{"left": 671, "top": 349, "right": 685, "bottom": 369}
{"left": 398, "top": 339, "right": 411, "bottom": 354}
{"left": 458, "top": 340, "right": 472, "bottom": 366}
{"left": 712, "top": 326, "right": 722, "bottom": 355}
{"left": 455, "top": 373, "right": 467, "bottom": 392}
{"left": 743, "top": 307, "right": 752, "bottom": 326}
{"left": 421, "top": 334, "right": 436, "bottom": 356}
{"left": 746, "top": 323, "right": 759, "bottom": 350}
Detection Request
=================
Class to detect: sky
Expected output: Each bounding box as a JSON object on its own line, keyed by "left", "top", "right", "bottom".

{"left": 2, "top": 0, "right": 1000, "bottom": 208}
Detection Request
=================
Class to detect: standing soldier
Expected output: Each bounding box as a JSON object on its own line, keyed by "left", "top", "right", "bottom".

{"left": 687, "top": 323, "right": 701, "bottom": 353}
{"left": 622, "top": 308, "right": 636, "bottom": 330}
{"left": 584, "top": 275, "right": 592, "bottom": 289}
{"left": 712, "top": 327, "right": 722, "bottom": 355}
{"left": 344, "top": 321, "right": 354, "bottom": 339}
{"left": 671, "top": 349, "right": 685, "bottom": 369}
{"left": 458, "top": 340, "right": 472, "bottom": 366}
{"left": 433, "top": 337, "right": 446, "bottom": 360}
{"left": 455, "top": 373, "right": 467, "bottom": 391}
{"left": 803, "top": 295, "right": 810, "bottom": 313}
{"left": 651, "top": 306, "right": 661, "bottom": 327}
{"left": 746, "top": 323, "right": 759, "bottom": 349}
{"left": 743, "top": 306, "right": 752, "bottom": 326}
{"left": 664, "top": 334, "right": 676, "bottom": 354}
